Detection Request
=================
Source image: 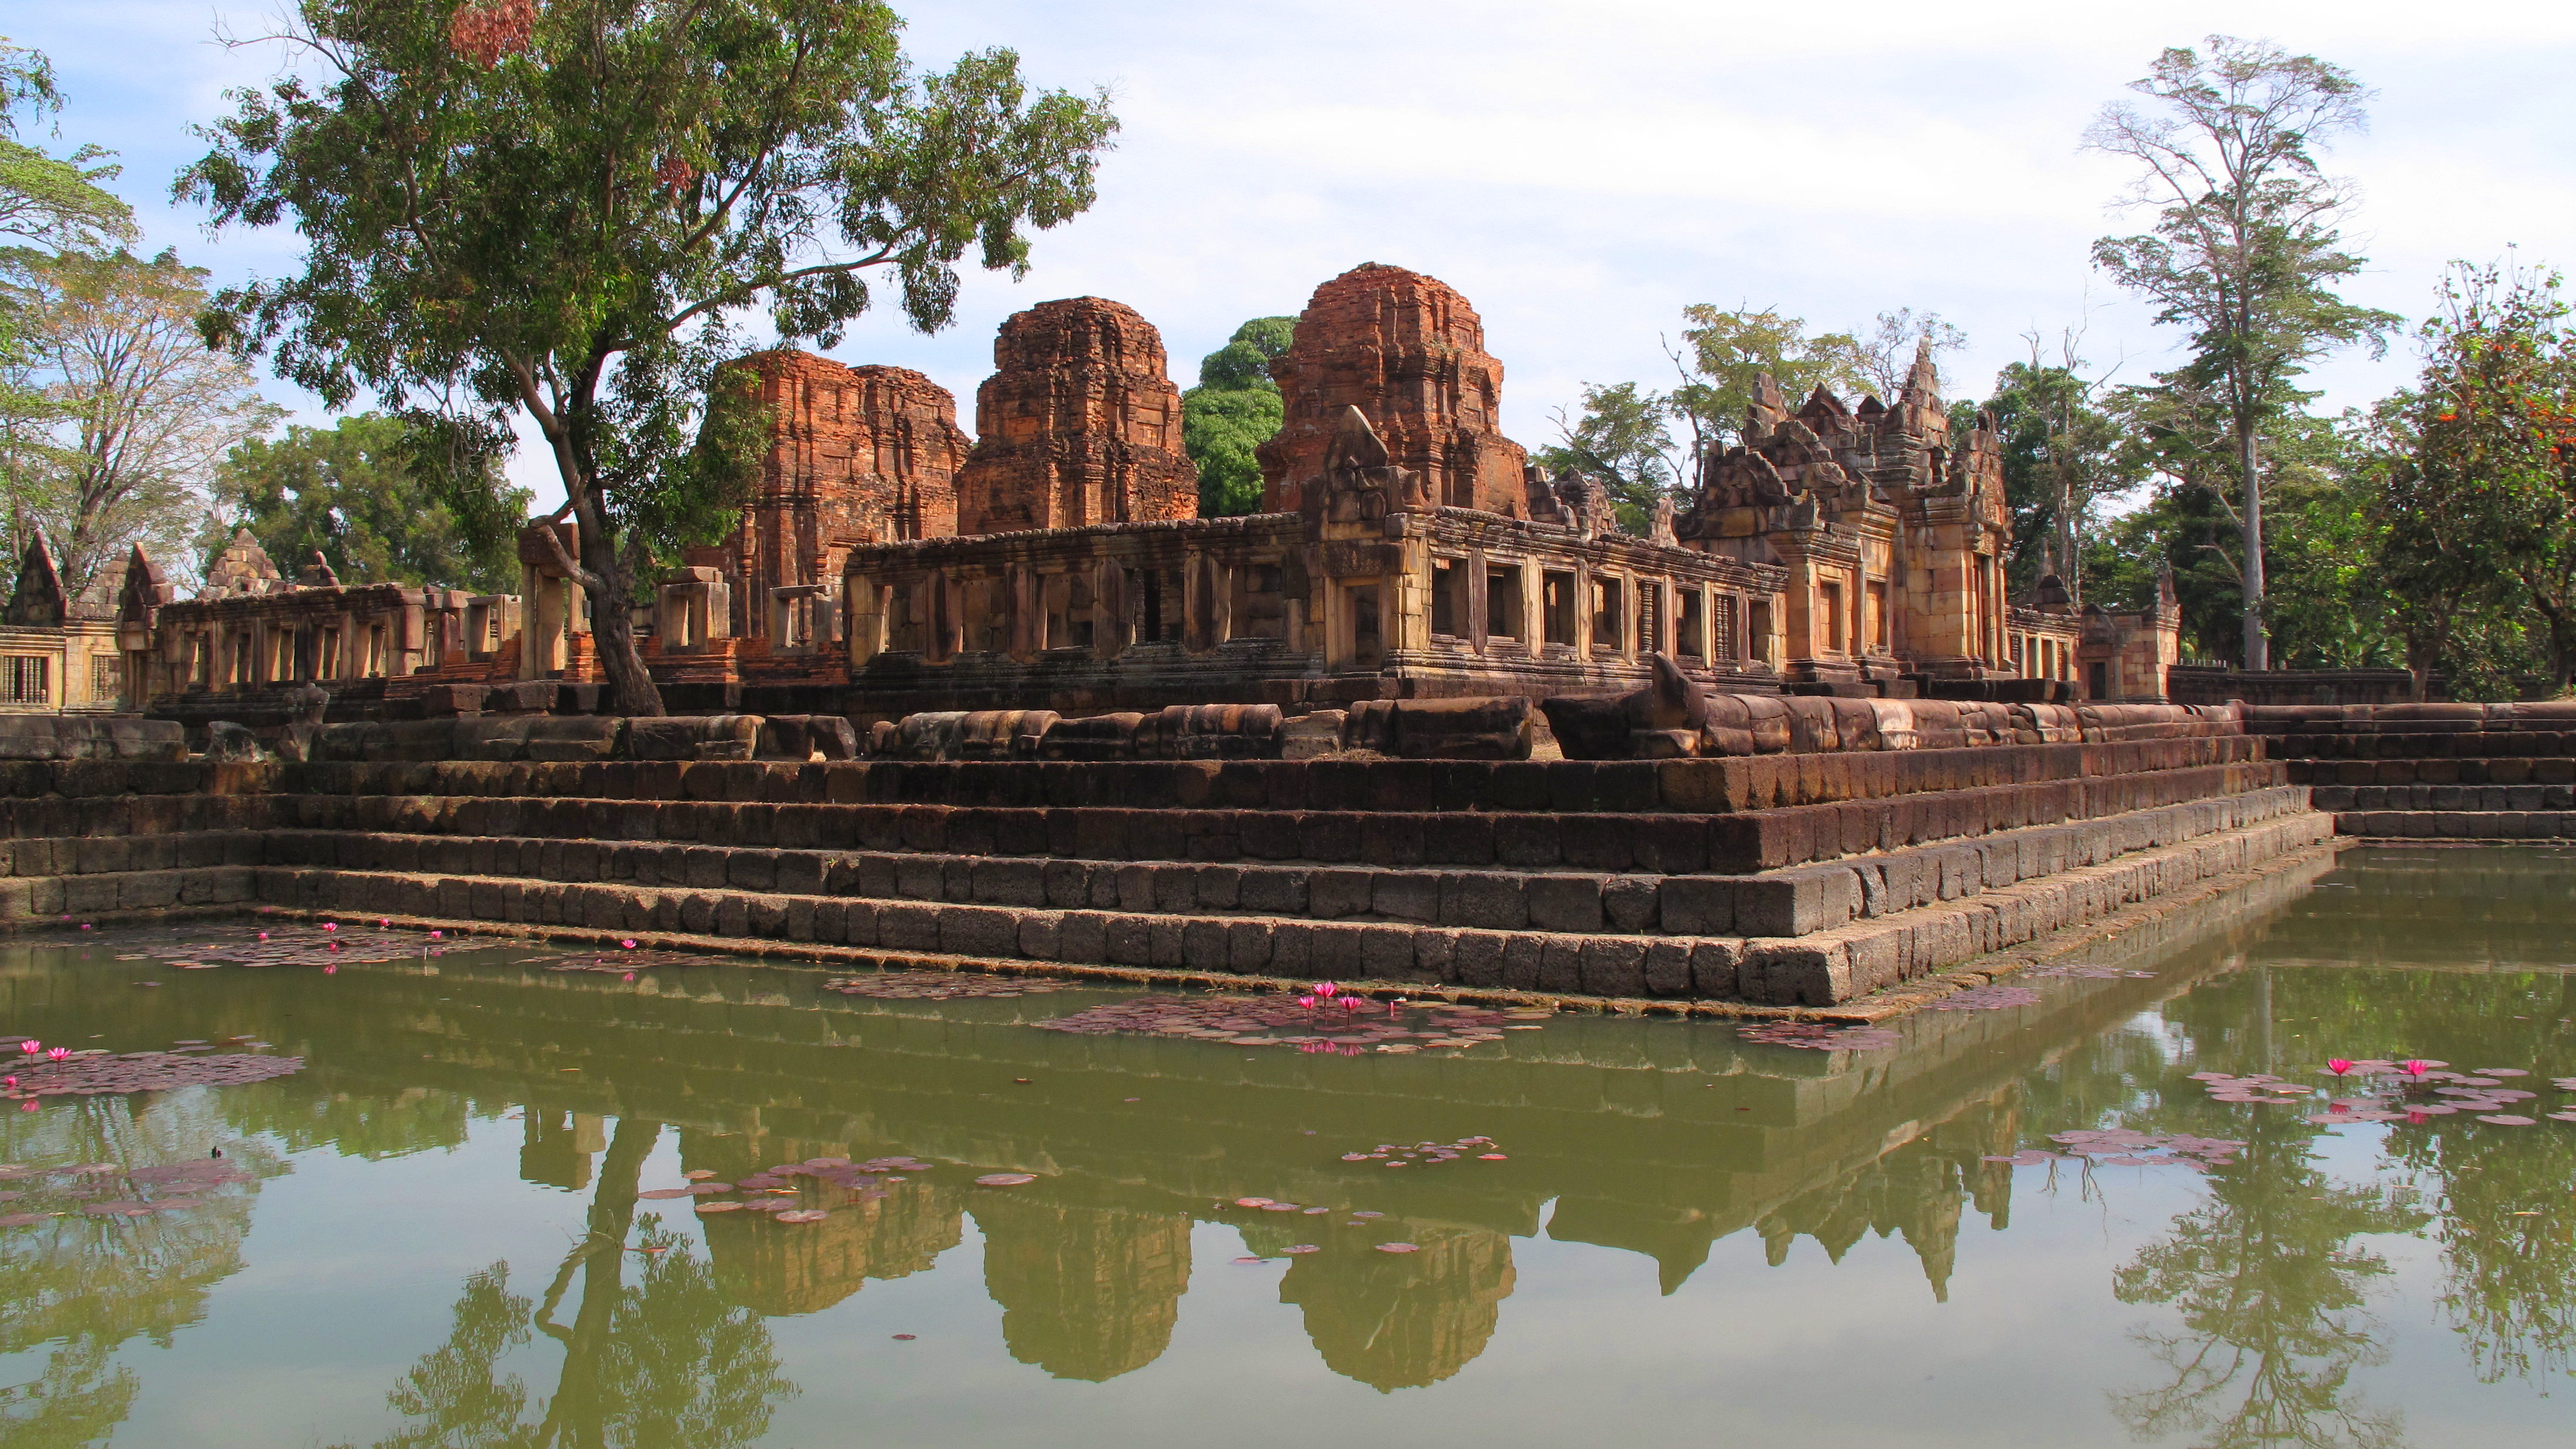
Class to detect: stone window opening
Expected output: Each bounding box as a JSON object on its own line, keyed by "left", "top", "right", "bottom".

{"left": 319, "top": 627, "right": 342, "bottom": 679}
{"left": 1541, "top": 570, "right": 1576, "bottom": 647}
{"left": 1591, "top": 576, "right": 1624, "bottom": 652}
{"left": 1430, "top": 558, "right": 1464, "bottom": 639}
{"left": 1748, "top": 602, "right": 1773, "bottom": 664}
{"left": 2089, "top": 660, "right": 2109, "bottom": 700}
{"left": 368, "top": 624, "right": 389, "bottom": 677}
{"left": 190, "top": 634, "right": 212, "bottom": 686}
{"left": 1677, "top": 588, "right": 1706, "bottom": 660}
{"left": 0, "top": 657, "right": 47, "bottom": 705}
{"left": 1486, "top": 566, "right": 1523, "bottom": 642}
{"left": 1868, "top": 580, "right": 1890, "bottom": 651}
{"left": 1818, "top": 581, "right": 1846, "bottom": 657}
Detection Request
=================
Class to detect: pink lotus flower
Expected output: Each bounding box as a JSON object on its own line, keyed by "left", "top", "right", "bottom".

{"left": 323, "top": 922, "right": 337, "bottom": 932}
{"left": 2327, "top": 1059, "right": 2354, "bottom": 1076}
{"left": 621, "top": 939, "right": 637, "bottom": 949}
{"left": 1340, "top": 997, "right": 1363, "bottom": 1012}
{"left": 2403, "top": 1059, "right": 2433, "bottom": 1077}
{"left": 78, "top": 923, "right": 90, "bottom": 930}
{"left": 430, "top": 930, "right": 444, "bottom": 939}
{"left": 1315, "top": 982, "right": 1338, "bottom": 998}
{"left": 18, "top": 1042, "right": 36, "bottom": 1055}
{"left": 17, "top": 1101, "right": 33, "bottom": 1114}
{"left": 258, "top": 932, "right": 269, "bottom": 941}
{"left": 1296, "top": 996, "right": 1316, "bottom": 1009}
{"left": 323, "top": 964, "right": 337, "bottom": 975}
{"left": 4, "top": 1077, "right": 16, "bottom": 1089}
{"left": 379, "top": 919, "right": 389, "bottom": 928}
{"left": 44, "top": 1048, "right": 67, "bottom": 1062}
{"left": 622, "top": 971, "right": 636, "bottom": 982}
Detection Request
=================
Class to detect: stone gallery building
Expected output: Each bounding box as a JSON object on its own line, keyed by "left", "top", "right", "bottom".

{"left": 108, "top": 262, "right": 2176, "bottom": 724}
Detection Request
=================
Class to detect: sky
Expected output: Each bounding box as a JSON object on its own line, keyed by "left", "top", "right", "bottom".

{"left": 12, "top": 0, "right": 2575, "bottom": 509}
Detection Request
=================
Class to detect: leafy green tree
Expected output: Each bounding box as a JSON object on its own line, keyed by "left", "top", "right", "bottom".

{"left": 215, "top": 413, "right": 530, "bottom": 593}
{"left": 2386, "top": 263, "right": 2576, "bottom": 694}
{"left": 1668, "top": 305, "right": 1868, "bottom": 462}
{"left": 1975, "top": 345, "right": 2140, "bottom": 598}
{"left": 1538, "top": 380, "right": 1677, "bottom": 533}
{"left": 1182, "top": 315, "right": 1292, "bottom": 517}
{"left": 184, "top": 0, "right": 1119, "bottom": 714}
{"left": 2088, "top": 35, "right": 2402, "bottom": 670}
{"left": 3, "top": 248, "right": 277, "bottom": 593}
{"left": 1, "top": 39, "right": 141, "bottom": 508}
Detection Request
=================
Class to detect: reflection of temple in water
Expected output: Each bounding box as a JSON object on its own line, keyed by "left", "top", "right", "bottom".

{"left": 1753, "top": 1095, "right": 2023, "bottom": 1303}
{"left": 685, "top": 1142, "right": 966, "bottom": 1317}
{"left": 1278, "top": 1227, "right": 1518, "bottom": 1392}
{"left": 972, "top": 1190, "right": 1192, "bottom": 1381}
{"left": 520, "top": 1109, "right": 605, "bottom": 1190}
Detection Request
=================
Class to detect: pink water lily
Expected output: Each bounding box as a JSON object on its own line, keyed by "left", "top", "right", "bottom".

{"left": 621, "top": 939, "right": 637, "bottom": 949}
{"left": 1314, "top": 982, "right": 1338, "bottom": 998}
{"left": 16, "top": 1101, "right": 33, "bottom": 1114}
{"left": 322, "top": 922, "right": 337, "bottom": 932}
{"left": 2327, "top": 1059, "right": 2354, "bottom": 1076}
{"left": 2403, "top": 1059, "right": 2433, "bottom": 1077}
{"left": 44, "top": 1049, "right": 67, "bottom": 1062}
{"left": 430, "top": 930, "right": 444, "bottom": 939}
{"left": 17, "top": 1042, "right": 35, "bottom": 1056}
{"left": 1296, "top": 995, "right": 1316, "bottom": 1009}
{"left": 1340, "top": 997, "right": 1364, "bottom": 1012}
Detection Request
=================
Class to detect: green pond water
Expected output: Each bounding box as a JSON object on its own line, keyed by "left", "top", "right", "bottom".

{"left": 0, "top": 843, "right": 2572, "bottom": 1448}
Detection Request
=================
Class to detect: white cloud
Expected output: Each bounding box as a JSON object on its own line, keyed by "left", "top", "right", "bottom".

{"left": 15, "top": 0, "right": 2572, "bottom": 512}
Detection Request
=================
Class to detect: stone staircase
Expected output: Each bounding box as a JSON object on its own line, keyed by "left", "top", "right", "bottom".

{"left": 2248, "top": 703, "right": 2576, "bottom": 841}
{"left": 0, "top": 732, "right": 2337, "bottom": 1008}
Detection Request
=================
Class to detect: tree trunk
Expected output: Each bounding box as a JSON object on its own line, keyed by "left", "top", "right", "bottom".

{"left": 571, "top": 480, "right": 667, "bottom": 717}
{"left": 550, "top": 1117, "right": 658, "bottom": 1448}
{"left": 2239, "top": 425, "right": 2268, "bottom": 671}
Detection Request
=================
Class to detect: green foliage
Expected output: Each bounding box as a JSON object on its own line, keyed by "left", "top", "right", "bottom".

{"left": 3, "top": 248, "right": 277, "bottom": 593}
{"left": 1975, "top": 359, "right": 2142, "bottom": 595}
{"left": 2385, "top": 263, "right": 2576, "bottom": 694}
{"left": 1537, "top": 380, "right": 1676, "bottom": 533}
{"left": 1669, "top": 305, "right": 1867, "bottom": 457}
{"left": 1182, "top": 315, "right": 1292, "bottom": 517}
{"left": 214, "top": 413, "right": 530, "bottom": 593}
{"left": 182, "top": 0, "right": 1118, "bottom": 712}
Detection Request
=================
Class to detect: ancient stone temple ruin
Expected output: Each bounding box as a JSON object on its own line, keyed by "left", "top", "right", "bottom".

{"left": 112, "top": 260, "right": 2177, "bottom": 731}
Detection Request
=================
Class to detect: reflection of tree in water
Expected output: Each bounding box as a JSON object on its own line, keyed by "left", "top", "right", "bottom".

{"left": 2109, "top": 1115, "right": 2426, "bottom": 1449}
{"left": 0, "top": 1090, "right": 282, "bottom": 1447}
{"left": 2154, "top": 960, "right": 2576, "bottom": 1393}
{"left": 358, "top": 1118, "right": 794, "bottom": 1449}
{"left": 1276, "top": 1227, "right": 1515, "bottom": 1393}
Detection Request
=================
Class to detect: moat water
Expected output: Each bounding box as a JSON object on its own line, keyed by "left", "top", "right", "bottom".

{"left": 1, "top": 844, "right": 2571, "bottom": 1448}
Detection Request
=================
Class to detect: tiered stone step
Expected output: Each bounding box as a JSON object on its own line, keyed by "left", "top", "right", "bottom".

{"left": 2248, "top": 705, "right": 2576, "bottom": 841}
{"left": 0, "top": 743, "right": 2334, "bottom": 1007}
{"left": 228, "top": 744, "right": 2319, "bottom": 1006}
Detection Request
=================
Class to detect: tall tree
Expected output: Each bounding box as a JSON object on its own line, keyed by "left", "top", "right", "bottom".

{"left": 2087, "top": 35, "right": 2400, "bottom": 670}
{"left": 2, "top": 248, "right": 276, "bottom": 593}
{"left": 183, "top": 0, "right": 1118, "bottom": 715}
{"left": 1, "top": 39, "right": 140, "bottom": 482}
{"left": 1181, "top": 315, "right": 1292, "bottom": 517}
{"left": 215, "top": 413, "right": 530, "bottom": 593}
